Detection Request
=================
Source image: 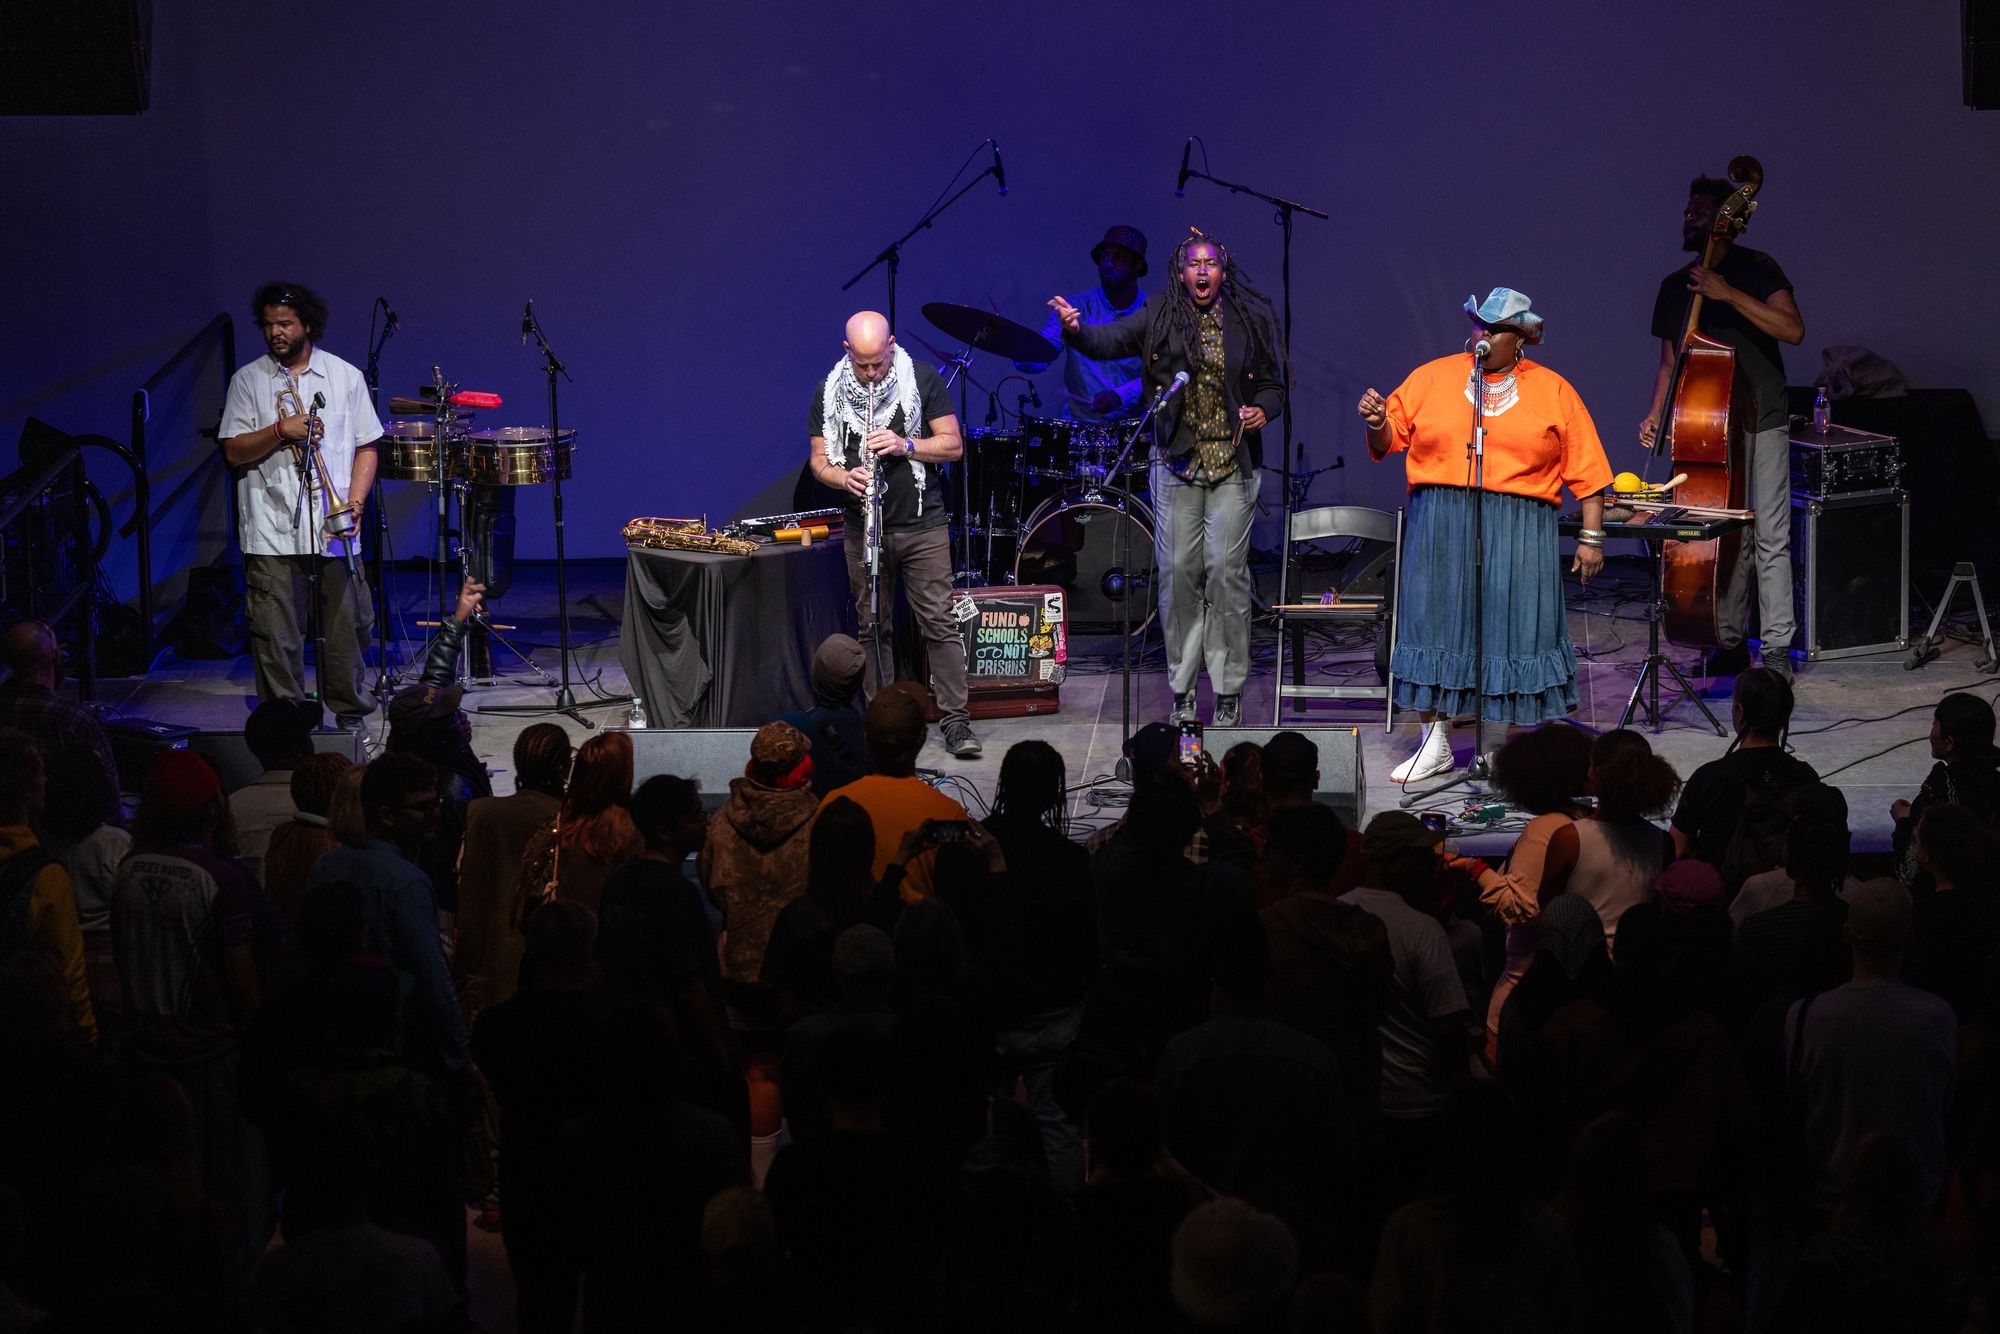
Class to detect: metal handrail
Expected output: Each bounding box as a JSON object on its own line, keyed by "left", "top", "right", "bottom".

{"left": 0, "top": 447, "right": 98, "bottom": 701}
{"left": 127, "top": 312, "right": 235, "bottom": 656}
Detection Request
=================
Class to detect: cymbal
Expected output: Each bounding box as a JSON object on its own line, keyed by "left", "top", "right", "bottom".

{"left": 921, "top": 302, "right": 1058, "bottom": 363}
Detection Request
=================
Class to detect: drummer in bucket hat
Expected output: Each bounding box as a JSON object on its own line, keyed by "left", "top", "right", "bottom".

{"left": 1017, "top": 225, "right": 1152, "bottom": 422}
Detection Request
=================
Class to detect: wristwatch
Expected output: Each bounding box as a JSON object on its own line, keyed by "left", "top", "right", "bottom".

{"left": 904, "top": 438, "right": 916, "bottom": 456}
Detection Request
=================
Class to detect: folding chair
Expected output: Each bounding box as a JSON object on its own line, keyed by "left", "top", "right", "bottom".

{"left": 1271, "top": 505, "right": 1402, "bottom": 731}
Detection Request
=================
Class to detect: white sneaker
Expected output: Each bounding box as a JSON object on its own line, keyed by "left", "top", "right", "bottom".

{"left": 1391, "top": 721, "right": 1455, "bottom": 784}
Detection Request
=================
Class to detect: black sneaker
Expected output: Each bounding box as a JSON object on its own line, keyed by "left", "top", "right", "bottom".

{"left": 943, "top": 721, "right": 983, "bottom": 759}
{"left": 1763, "top": 653, "right": 1795, "bottom": 684}
{"left": 1213, "top": 694, "right": 1242, "bottom": 727}
{"left": 1701, "top": 643, "right": 1751, "bottom": 677}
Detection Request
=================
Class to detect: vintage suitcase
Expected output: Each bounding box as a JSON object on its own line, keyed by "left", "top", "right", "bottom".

{"left": 1789, "top": 423, "right": 1902, "bottom": 500}
{"left": 1789, "top": 490, "right": 1909, "bottom": 660}
{"left": 920, "top": 584, "right": 1067, "bottom": 720}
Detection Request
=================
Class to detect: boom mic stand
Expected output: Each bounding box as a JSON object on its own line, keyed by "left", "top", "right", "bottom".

{"left": 1106, "top": 377, "right": 1180, "bottom": 780}
{"left": 1176, "top": 146, "right": 1328, "bottom": 611}
{"left": 481, "top": 302, "right": 626, "bottom": 729}
{"left": 1404, "top": 345, "right": 1498, "bottom": 808}
{"left": 841, "top": 138, "right": 1005, "bottom": 333}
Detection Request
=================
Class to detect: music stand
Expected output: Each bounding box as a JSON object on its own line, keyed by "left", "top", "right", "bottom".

{"left": 1558, "top": 510, "right": 1752, "bottom": 734}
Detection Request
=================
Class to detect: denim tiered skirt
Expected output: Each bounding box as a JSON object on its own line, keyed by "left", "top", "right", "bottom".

{"left": 1390, "top": 484, "right": 1578, "bottom": 725}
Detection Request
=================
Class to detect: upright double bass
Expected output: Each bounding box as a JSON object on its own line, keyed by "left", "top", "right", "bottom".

{"left": 1656, "top": 156, "right": 1764, "bottom": 649}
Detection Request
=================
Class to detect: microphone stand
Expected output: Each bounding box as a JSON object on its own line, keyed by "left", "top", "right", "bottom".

{"left": 1106, "top": 382, "right": 1178, "bottom": 780}
{"left": 363, "top": 300, "right": 400, "bottom": 701}
{"left": 1177, "top": 156, "right": 1328, "bottom": 621}
{"left": 1404, "top": 349, "right": 1496, "bottom": 807}
{"left": 481, "top": 305, "right": 624, "bottom": 729}
{"left": 289, "top": 398, "right": 331, "bottom": 710}
{"left": 841, "top": 144, "right": 1003, "bottom": 333}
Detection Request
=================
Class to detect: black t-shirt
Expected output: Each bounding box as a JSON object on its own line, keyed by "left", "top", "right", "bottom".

{"left": 1651, "top": 245, "right": 1795, "bottom": 431}
{"left": 1670, "top": 745, "right": 1820, "bottom": 868}
{"left": 807, "top": 361, "right": 955, "bottom": 532}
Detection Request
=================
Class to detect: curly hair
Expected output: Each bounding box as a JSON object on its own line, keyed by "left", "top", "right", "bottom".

{"left": 1153, "top": 232, "right": 1290, "bottom": 396}
{"left": 252, "top": 280, "right": 329, "bottom": 342}
{"left": 1489, "top": 724, "right": 1593, "bottom": 816}
{"left": 1589, "top": 729, "right": 1681, "bottom": 822}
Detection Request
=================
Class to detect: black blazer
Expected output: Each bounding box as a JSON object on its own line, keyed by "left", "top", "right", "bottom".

{"left": 1064, "top": 303, "right": 1287, "bottom": 468}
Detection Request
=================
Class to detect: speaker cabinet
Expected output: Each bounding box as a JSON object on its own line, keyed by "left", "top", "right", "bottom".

{"left": 108, "top": 719, "right": 365, "bottom": 795}
{"left": 0, "top": 1, "right": 152, "bottom": 115}
{"left": 1969, "top": 0, "right": 2000, "bottom": 109}
{"left": 629, "top": 728, "right": 759, "bottom": 809}
{"left": 1197, "top": 725, "right": 1366, "bottom": 826}
{"left": 1789, "top": 491, "right": 1909, "bottom": 660}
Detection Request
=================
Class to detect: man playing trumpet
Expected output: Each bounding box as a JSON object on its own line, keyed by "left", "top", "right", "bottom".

{"left": 220, "top": 281, "right": 383, "bottom": 725}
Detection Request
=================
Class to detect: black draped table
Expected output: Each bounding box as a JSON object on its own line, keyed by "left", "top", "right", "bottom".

{"left": 621, "top": 538, "right": 855, "bottom": 728}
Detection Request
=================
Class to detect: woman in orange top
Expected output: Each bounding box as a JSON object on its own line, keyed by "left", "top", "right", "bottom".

{"left": 1357, "top": 289, "right": 1612, "bottom": 783}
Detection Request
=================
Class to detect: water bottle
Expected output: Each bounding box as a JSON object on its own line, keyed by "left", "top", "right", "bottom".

{"left": 1811, "top": 386, "right": 1832, "bottom": 432}
{"left": 627, "top": 695, "right": 648, "bottom": 730}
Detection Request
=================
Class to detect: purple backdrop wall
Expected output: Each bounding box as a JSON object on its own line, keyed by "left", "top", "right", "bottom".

{"left": 2, "top": 0, "right": 1995, "bottom": 615}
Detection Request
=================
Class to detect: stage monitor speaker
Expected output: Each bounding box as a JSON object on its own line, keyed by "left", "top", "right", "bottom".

{"left": 1969, "top": 0, "right": 2000, "bottom": 109}
{"left": 0, "top": 1, "right": 152, "bottom": 115}
{"left": 630, "top": 728, "right": 759, "bottom": 810}
{"left": 1197, "top": 725, "right": 1366, "bottom": 826}
{"left": 108, "top": 719, "right": 364, "bottom": 795}
{"left": 1789, "top": 492, "right": 1909, "bottom": 660}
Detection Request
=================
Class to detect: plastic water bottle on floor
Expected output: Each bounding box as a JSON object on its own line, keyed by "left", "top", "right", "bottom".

{"left": 627, "top": 695, "right": 647, "bottom": 730}
{"left": 1812, "top": 386, "right": 1832, "bottom": 432}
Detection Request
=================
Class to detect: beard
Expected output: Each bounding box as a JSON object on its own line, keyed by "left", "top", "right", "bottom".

{"left": 1681, "top": 229, "right": 1706, "bottom": 253}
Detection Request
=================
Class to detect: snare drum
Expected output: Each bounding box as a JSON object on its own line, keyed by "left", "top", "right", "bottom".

{"left": 465, "top": 427, "right": 575, "bottom": 486}
{"left": 376, "top": 419, "right": 464, "bottom": 483}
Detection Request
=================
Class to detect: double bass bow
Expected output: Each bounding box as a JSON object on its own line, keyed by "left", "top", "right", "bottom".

{"left": 1653, "top": 155, "right": 1764, "bottom": 650}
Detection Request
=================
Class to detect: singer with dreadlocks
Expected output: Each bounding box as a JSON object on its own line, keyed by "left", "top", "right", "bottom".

{"left": 806, "top": 311, "right": 978, "bottom": 759}
{"left": 1050, "top": 232, "right": 1286, "bottom": 726}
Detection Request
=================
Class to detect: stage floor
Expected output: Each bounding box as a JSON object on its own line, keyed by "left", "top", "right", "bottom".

{"left": 92, "top": 556, "right": 1998, "bottom": 857}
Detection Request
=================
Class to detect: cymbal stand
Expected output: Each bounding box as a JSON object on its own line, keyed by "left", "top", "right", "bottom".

{"left": 481, "top": 301, "right": 625, "bottom": 728}
{"left": 936, "top": 346, "right": 982, "bottom": 585}
{"left": 840, "top": 137, "right": 1004, "bottom": 334}
{"left": 396, "top": 372, "right": 472, "bottom": 688}
{"left": 363, "top": 298, "right": 401, "bottom": 700}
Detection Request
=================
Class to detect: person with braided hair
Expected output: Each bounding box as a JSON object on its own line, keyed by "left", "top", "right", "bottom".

{"left": 1051, "top": 233, "right": 1287, "bottom": 726}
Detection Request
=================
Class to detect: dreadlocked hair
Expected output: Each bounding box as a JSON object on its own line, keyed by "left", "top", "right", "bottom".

{"left": 1153, "top": 233, "right": 1290, "bottom": 394}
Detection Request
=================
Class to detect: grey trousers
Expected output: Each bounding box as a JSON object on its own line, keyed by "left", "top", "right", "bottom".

{"left": 1716, "top": 424, "right": 1797, "bottom": 651}
{"left": 1151, "top": 460, "right": 1260, "bottom": 696}
{"left": 843, "top": 523, "right": 969, "bottom": 726}
{"left": 245, "top": 552, "right": 377, "bottom": 718}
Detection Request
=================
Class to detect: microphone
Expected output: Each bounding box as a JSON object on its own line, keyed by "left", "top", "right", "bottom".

{"left": 521, "top": 300, "right": 534, "bottom": 346}
{"left": 381, "top": 299, "right": 400, "bottom": 335}
{"left": 990, "top": 140, "right": 1007, "bottom": 196}
{"left": 1176, "top": 138, "right": 1193, "bottom": 197}
{"left": 1160, "top": 370, "right": 1191, "bottom": 404}
{"left": 985, "top": 390, "right": 998, "bottom": 426}
{"left": 1474, "top": 338, "right": 1492, "bottom": 360}
{"left": 310, "top": 392, "right": 325, "bottom": 412}
{"left": 1028, "top": 381, "right": 1041, "bottom": 409}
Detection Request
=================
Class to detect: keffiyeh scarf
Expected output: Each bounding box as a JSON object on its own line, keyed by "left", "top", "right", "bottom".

{"left": 820, "top": 345, "right": 928, "bottom": 514}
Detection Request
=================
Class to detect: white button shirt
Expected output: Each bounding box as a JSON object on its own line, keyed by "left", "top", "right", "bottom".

{"left": 220, "top": 349, "right": 383, "bottom": 558}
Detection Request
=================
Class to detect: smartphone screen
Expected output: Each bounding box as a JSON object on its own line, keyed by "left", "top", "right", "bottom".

{"left": 1418, "top": 813, "right": 1448, "bottom": 833}
{"left": 929, "top": 820, "right": 974, "bottom": 844}
{"left": 1178, "top": 720, "right": 1203, "bottom": 767}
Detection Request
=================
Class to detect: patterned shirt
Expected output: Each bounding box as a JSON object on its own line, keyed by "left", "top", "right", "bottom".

{"left": 1183, "top": 307, "right": 1239, "bottom": 484}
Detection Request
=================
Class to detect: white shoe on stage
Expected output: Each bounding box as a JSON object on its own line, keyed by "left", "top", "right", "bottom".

{"left": 1391, "top": 721, "right": 1455, "bottom": 784}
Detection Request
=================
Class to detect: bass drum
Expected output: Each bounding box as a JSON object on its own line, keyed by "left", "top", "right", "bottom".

{"left": 1013, "top": 489, "right": 1157, "bottom": 634}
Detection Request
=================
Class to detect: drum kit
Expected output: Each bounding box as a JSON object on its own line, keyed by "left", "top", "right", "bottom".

{"left": 375, "top": 368, "right": 575, "bottom": 686}
{"left": 920, "top": 302, "right": 1157, "bottom": 631}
